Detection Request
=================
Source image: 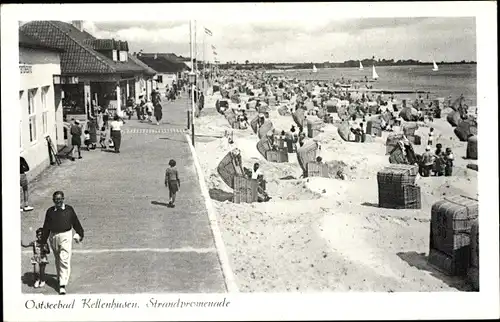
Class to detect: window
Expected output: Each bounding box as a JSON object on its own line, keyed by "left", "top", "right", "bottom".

{"left": 19, "top": 91, "right": 24, "bottom": 150}
{"left": 157, "top": 75, "right": 163, "bottom": 83}
{"left": 41, "top": 86, "right": 49, "bottom": 135}
{"left": 112, "top": 50, "right": 118, "bottom": 61}
{"left": 28, "top": 88, "right": 37, "bottom": 143}
{"left": 119, "top": 51, "right": 128, "bottom": 62}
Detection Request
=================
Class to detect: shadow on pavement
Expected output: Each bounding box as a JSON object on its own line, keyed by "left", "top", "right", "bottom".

{"left": 21, "top": 272, "right": 59, "bottom": 292}
{"left": 361, "top": 202, "right": 379, "bottom": 208}
{"left": 151, "top": 201, "right": 170, "bottom": 207}
{"left": 159, "top": 137, "right": 186, "bottom": 143}
{"left": 396, "top": 251, "right": 474, "bottom": 291}
{"left": 208, "top": 188, "right": 233, "bottom": 202}
{"left": 279, "top": 175, "right": 296, "bottom": 180}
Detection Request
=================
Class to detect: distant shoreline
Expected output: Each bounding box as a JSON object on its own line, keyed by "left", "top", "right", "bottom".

{"left": 219, "top": 63, "right": 476, "bottom": 71}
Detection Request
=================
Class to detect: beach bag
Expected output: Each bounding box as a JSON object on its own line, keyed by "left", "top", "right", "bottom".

{"left": 447, "top": 111, "right": 461, "bottom": 127}
{"left": 297, "top": 140, "right": 319, "bottom": 173}
{"left": 258, "top": 120, "right": 274, "bottom": 140}
{"left": 337, "top": 121, "right": 350, "bottom": 141}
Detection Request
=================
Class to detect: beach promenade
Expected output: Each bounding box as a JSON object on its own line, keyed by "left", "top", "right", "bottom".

{"left": 20, "top": 95, "right": 227, "bottom": 294}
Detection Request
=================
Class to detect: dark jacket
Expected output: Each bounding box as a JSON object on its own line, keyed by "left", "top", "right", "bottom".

{"left": 20, "top": 157, "right": 30, "bottom": 174}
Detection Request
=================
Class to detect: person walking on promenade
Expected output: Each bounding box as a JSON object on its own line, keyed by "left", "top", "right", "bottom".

{"left": 152, "top": 90, "right": 163, "bottom": 125}
{"left": 20, "top": 156, "right": 34, "bottom": 212}
{"left": 109, "top": 115, "right": 124, "bottom": 153}
{"left": 86, "top": 116, "right": 98, "bottom": 150}
{"left": 40, "top": 191, "right": 84, "bottom": 295}
{"left": 22, "top": 228, "right": 50, "bottom": 288}
{"left": 165, "top": 159, "right": 181, "bottom": 208}
{"left": 69, "top": 119, "right": 83, "bottom": 161}
{"left": 144, "top": 100, "right": 154, "bottom": 123}
{"left": 99, "top": 126, "right": 107, "bottom": 149}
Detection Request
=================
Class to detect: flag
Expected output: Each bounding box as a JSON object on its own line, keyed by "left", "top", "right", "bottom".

{"left": 211, "top": 45, "right": 216, "bottom": 50}
{"left": 204, "top": 27, "right": 212, "bottom": 36}
{"left": 213, "top": 51, "right": 218, "bottom": 56}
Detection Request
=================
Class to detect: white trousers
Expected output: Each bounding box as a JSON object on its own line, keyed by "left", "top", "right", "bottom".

{"left": 49, "top": 230, "right": 73, "bottom": 286}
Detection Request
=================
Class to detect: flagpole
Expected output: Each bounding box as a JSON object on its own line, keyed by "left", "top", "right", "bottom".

{"left": 188, "top": 20, "right": 192, "bottom": 130}
{"left": 203, "top": 27, "right": 206, "bottom": 94}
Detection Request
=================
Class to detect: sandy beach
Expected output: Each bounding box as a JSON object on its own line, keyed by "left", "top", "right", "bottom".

{"left": 194, "top": 90, "right": 478, "bottom": 292}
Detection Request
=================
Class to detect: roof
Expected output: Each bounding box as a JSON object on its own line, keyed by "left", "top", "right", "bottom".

{"left": 137, "top": 53, "right": 189, "bottom": 73}
{"left": 19, "top": 21, "right": 150, "bottom": 75}
{"left": 19, "top": 30, "right": 64, "bottom": 53}
{"left": 128, "top": 53, "right": 157, "bottom": 76}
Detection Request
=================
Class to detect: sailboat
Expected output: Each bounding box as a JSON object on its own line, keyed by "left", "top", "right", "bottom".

{"left": 432, "top": 60, "right": 439, "bottom": 71}
{"left": 359, "top": 61, "right": 364, "bottom": 70}
{"left": 372, "top": 65, "right": 379, "bottom": 80}
{"left": 312, "top": 65, "right": 318, "bottom": 73}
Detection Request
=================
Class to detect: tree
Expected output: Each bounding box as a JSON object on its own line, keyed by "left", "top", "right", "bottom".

{"left": 245, "top": 60, "right": 249, "bottom": 65}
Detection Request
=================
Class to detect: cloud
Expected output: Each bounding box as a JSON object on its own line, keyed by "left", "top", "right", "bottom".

{"left": 93, "top": 21, "right": 188, "bottom": 32}
{"left": 82, "top": 17, "right": 476, "bottom": 63}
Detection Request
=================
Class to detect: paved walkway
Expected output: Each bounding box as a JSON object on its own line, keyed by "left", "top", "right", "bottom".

{"left": 21, "top": 94, "right": 227, "bottom": 294}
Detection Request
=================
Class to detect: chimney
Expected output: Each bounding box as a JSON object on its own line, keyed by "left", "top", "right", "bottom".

{"left": 72, "top": 21, "right": 84, "bottom": 32}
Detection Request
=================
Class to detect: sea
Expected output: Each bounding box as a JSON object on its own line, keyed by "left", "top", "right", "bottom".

{"left": 279, "top": 64, "right": 477, "bottom": 106}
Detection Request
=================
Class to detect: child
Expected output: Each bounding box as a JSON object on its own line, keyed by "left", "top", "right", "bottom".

{"left": 84, "top": 130, "right": 91, "bottom": 151}
{"left": 22, "top": 228, "right": 50, "bottom": 288}
{"left": 444, "top": 147, "right": 454, "bottom": 176}
{"left": 165, "top": 159, "right": 181, "bottom": 208}
{"left": 428, "top": 127, "right": 435, "bottom": 146}
{"left": 99, "top": 126, "right": 107, "bottom": 148}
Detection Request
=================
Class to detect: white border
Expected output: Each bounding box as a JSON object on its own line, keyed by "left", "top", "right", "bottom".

{"left": 185, "top": 134, "right": 239, "bottom": 293}
{"left": 2, "top": 2, "right": 499, "bottom": 321}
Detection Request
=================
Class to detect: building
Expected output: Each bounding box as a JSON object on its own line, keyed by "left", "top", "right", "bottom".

{"left": 20, "top": 21, "right": 157, "bottom": 122}
{"left": 136, "top": 53, "right": 189, "bottom": 93}
{"left": 19, "top": 30, "right": 65, "bottom": 180}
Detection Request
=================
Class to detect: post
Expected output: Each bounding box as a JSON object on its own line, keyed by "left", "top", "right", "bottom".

{"left": 116, "top": 82, "right": 121, "bottom": 116}
{"left": 191, "top": 83, "right": 195, "bottom": 146}
{"left": 84, "top": 81, "right": 91, "bottom": 118}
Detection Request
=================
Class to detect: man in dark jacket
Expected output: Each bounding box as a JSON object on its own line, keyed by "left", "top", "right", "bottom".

{"left": 20, "top": 156, "right": 34, "bottom": 212}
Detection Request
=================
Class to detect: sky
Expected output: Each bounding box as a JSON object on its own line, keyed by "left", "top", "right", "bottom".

{"left": 80, "top": 17, "right": 476, "bottom": 64}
